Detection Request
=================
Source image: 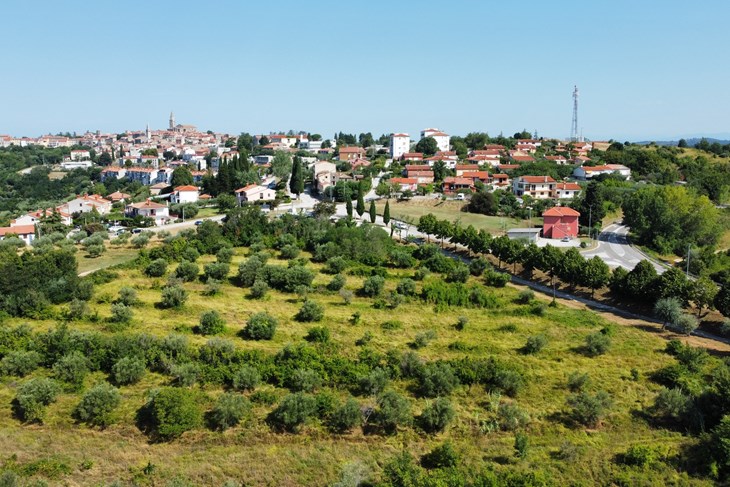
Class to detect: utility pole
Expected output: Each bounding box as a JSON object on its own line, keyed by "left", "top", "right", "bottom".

{"left": 588, "top": 206, "right": 592, "bottom": 240}
{"left": 570, "top": 85, "right": 579, "bottom": 142}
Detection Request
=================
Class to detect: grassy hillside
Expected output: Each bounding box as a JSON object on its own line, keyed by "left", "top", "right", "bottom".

{"left": 0, "top": 239, "right": 714, "bottom": 486}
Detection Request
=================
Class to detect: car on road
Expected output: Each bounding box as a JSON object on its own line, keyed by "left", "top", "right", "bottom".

{"left": 132, "top": 228, "right": 143, "bottom": 234}
{"left": 561, "top": 236, "right": 571, "bottom": 242}
{"left": 394, "top": 222, "right": 408, "bottom": 230}
{"left": 194, "top": 220, "right": 203, "bottom": 226}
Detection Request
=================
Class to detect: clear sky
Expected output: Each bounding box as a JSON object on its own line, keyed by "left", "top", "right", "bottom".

{"left": 2, "top": 0, "right": 729, "bottom": 141}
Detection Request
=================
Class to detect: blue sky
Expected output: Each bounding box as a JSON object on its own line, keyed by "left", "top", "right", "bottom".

{"left": 2, "top": 0, "right": 729, "bottom": 141}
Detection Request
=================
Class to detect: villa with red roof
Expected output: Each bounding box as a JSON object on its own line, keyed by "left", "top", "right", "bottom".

{"left": 235, "top": 184, "right": 276, "bottom": 204}
{"left": 512, "top": 176, "right": 557, "bottom": 199}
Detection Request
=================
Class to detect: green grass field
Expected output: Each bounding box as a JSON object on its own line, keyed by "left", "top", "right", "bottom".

{"left": 375, "top": 199, "right": 541, "bottom": 234}
{"left": 0, "top": 242, "right": 712, "bottom": 486}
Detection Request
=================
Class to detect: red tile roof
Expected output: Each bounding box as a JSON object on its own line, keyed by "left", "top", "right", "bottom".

{"left": 543, "top": 207, "right": 580, "bottom": 217}
{"left": 519, "top": 176, "right": 556, "bottom": 183}
{"left": 0, "top": 225, "right": 36, "bottom": 236}
{"left": 174, "top": 185, "right": 199, "bottom": 192}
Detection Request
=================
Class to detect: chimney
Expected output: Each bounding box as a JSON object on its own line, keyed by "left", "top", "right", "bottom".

{"left": 544, "top": 176, "right": 547, "bottom": 183}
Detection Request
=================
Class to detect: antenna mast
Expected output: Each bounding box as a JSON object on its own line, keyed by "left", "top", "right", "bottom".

{"left": 570, "top": 85, "right": 579, "bottom": 142}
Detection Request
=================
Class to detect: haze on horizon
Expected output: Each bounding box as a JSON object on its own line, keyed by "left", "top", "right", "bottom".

{"left": 1, "top": 0, "right": 728, "bottom": 142}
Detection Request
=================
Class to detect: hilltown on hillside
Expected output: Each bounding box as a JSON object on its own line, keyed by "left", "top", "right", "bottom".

{"left": 0, "top": 117, "right": 631, "bottom": 244}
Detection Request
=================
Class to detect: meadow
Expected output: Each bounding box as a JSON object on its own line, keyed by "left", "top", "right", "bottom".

{"left": 0, "top": 231, "right": 713, "bottom": 487}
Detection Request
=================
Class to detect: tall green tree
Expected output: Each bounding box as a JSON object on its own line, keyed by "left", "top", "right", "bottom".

{"left": 171, "top": 166, "right": 193, "bottom": 187}
{"left": 271, "top": 151, "right": 293, "bottom": 181}
{"left": 356, "top": 185, "right": 365, "bottom": 217}
{"left": 580, "top": 256, "right": 611, "bottom": 298}
{"left": 415, "top": 137, "right": 438, "bottom": 156}
{"left": 383, "top": 200, "right": 391, "bottom": 225}
{"left": 346, "top": 198, "right": 353, "bottom": 219}
{"left": 433, "top": 160, "right": 447, "bottom": 183}
{"left": 369, "top": 200, "right": 376, "bottom": 223}
{"left": 289, "top": 156, "right": 304, "bottom": 197}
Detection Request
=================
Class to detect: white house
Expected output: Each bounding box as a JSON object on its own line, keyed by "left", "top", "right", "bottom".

{"left": 0, "top": 225, "right": 36, "bottom": 245}
{"left": 61, "top": 160, "right": 93, "bottom": 170}
{"left": 235, "top": 184, "right": 276, "bottom": 204}
{"left": 573, "top": 164, "right": 631, "bottom": 180}
{"left": 125, "top": 200, "right": 170, "bottom": 225}
{"left": 390, "top": 133, "right": 410, "bottom": 159}
{"left": 512, "top": 176, "right": 557, "bottom": 200}
{"left": 420, "top": 128, "right": 450, "bottom": 153}
{"left": 170, "top": 185, "right": 200, "bottom": 204}
{"left": 63, "top": 194, "right": 112, "bottom": 215}
{"left": 389, "top": 178, "right": 418, "bottom": 192}
{"left": 12, "top": 208, "right": 72, "bottom": 227}
{"left": 100, "top": 167, "right": 126, "bottom": 182}
{"left": 69, "top": 150, "right": 91, "bottom": 161}
{"left": 553, "top": 182, "right": 582, "bottom": 199}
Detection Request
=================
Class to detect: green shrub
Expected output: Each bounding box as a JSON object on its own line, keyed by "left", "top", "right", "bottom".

{"left": 131, "top": 234, "right": 151, "bottom": 248}
{"left": 567, "top": 371, "right": 590, "bottom": 392}
{"left": 411, "top": 330, "right": 436, "bottom": 350}
{"left": 280, "top": 244, "right": 300, "bottom": 260}
{"left": 567, "top": 390, "right": 612, "bottom": 427}
{"left": 328, "top": 398, "right": 362, "bottom": 433}
{"left": 418, "top": 397, "right": 455, "bottom": 433}
{"left": 110, "top": 303, "right": 133, "bottom": 324}
{"left": 622, "top": 444, "right": 665, "bottom": 468}
{"left": 516, "top": 289, "right": 535, "bottom": 304}
{"left": 74, "top": 382, "right": 121, "bottom": 427}
{"left": 494, "top": 369, "right": 524, "bottom": 397}
{"left": 144, "top": 387, "right": 203, "bottom": 440}
{"left": 652, "top": 387, "right": 692, "bottom": 424}
{"left": 288, "top": 368, "right": 323, "bottom": 393}
{"left": 231, "top": 365, "right": 261, "bottom": 391}
{"left": 522, "top": 334, "right": 548, "bottom": 354}
{"left": 396, "top": 278, "right": 417, "bottom": 297}
{"left": 370, "top": 390, "right": 411, "bottom": 434}
{"left": 171, "top": 362, "right": 201, "bottom": 387}
{"left": 295, "top": 300, "right": 324, "bottom": 322}
{"left": 267, "top": 392, "right": 317, "bottom": 432}
{"left": 250, "top": 389, "right": 277, "bottom": 405}
{"left": 584, "top": 332, "right": 611, "bottom": 356}
{"left": 209, "top": 393, "right": 250, "bottom": 431}
{"left": 469, "top": 257, "right": 489, "bottom": 276}
{"left": 497, "top": 402, "right": 530, "bottom": 431}
{"left": 325, "top": 256, "right": 348, "bottom": 274}
{"left": 446, "top": 263, "right": 470, "bottom": 283}
{"left": 145, "top": 258, "right": 168, "bottom": 277}
{"left": 676, "top": 345, "right": 708, "bottom": 372}
{"left": 514, "top": 433, "right": 529, "bottom": 459}
{"left": 198, "top": 310, "right": 226, "bottom": 335}
{"left": 360, "top": 275, "right": 385, "bottom": 297}
{"left": 216, "top": 247, "right": 234, "bottom": 264}
{"left": 455, "top": 316, "right": 469, "bottom": 331}
{"left": 112, "top": 356, "right": 146, "bottom": 385}
{"left": 52, "top": 351, "right": 89, "bottom": 389}
{"left": 15, "top": 378, "right": 60, "bottom": 423}
{"left": 86, "top": 244, "right": 105, "bottom": 258}
{"left": 305, "top": 326, "right": 330, "bottom": 343}
{"left": 203, "top": 279, "right": 221, "bottom": 296}
{"left": 249, "top": 280, "right": 269, "bottom": 299}
{"left": 416, "top": 362, "right": 458, "bottom": 397}
{"left": 381, "top": 320, "right": 403, "bottom": 331}
{"left": 204, "top": 262, "right": 230, "bottom": 281}
{"left": 1, "top": 350, "right": 42, "bottom": 377}
{"left": 421, "top": 442, "right": 459, "bottom": 469}
{"left": 175, "top": 260, "right": 199, "bottom": 282}
{"left": 355, "top": 331, "right": 373, "bottom": 347}
{"left": 339, "top": 289, "right": 354, "bottom": 304}
{"left": 160, "top": 284, "right": 188, "bottom": 309}
{"left": 484, "top": 270, "right": 510, "bottom": 287}
{"left": 67, "top": 298, "right": 89, "bottom": 320}
{"left": 117, "top": 286, "right": 139, "bottom": 306}
{"left": 414, "top": 267, "right": 430, "bottom": 281}
{"left": 358, "top": 368, "right": 390, "bottom": 397}
{"left": 327, "top": 274, "right": 347, "bottom": 292}
{"left": 243, "top": 312, "right": 277, "bottom": 340}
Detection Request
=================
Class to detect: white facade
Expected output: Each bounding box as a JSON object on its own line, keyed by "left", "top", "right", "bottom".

{"left": 171, "top": 186, "right": 200, "bottom": 204}
{"left": 390, "top": 133, "right": 410, "bottom": 159}
{"left": 573, "top": 164, "right": 631, "bottom": 180}
{"left": 235, "top": 185, "right": 276, "bottom": 204}
{"left": 420, "top": 128, "right": 450, "bottom": 153}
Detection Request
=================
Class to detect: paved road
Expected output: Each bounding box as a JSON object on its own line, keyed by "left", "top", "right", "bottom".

{"left": 581, "top": 223, "right": 666, "bottom": 274}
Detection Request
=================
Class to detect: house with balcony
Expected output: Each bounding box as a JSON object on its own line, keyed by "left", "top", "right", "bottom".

{"left": 512, "top": 176, "right": 557, "bottom": 199}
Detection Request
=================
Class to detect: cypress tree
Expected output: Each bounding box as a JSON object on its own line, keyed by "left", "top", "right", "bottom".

{"left": 290, "top": 156, "right": 304, "bottom": 197}
{"left": 383, "top": 200, "right": 391, "bottom": 225}
{"left": 346, "top": 198, "right": 353, "bottom": 219}
{"left": 369, "top": 200, "right": 376, "bottom": 223}
{"left": 356, "top": 184, "right": 365, "bottom": 217}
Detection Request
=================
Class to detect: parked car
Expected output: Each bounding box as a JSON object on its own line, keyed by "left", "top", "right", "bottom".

{"left": 561, "top": 236, "right": 571, "bottom": 242}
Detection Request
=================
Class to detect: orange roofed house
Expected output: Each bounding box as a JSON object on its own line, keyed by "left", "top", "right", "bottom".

{"left": 542, "top": 207, "right": 580, "bottom": 239}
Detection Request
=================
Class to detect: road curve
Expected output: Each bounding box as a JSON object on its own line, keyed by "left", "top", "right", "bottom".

{"left": 581, "top": 223, "right": 666, "bottom": 274}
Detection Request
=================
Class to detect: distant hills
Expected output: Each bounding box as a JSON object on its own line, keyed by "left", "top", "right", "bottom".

{"left": 634, "top": 137, "right": 730, "bottom": 146}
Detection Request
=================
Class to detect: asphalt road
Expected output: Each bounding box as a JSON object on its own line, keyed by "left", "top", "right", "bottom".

{"left": 580, "top": 223, "right": 666, "bottom": 274}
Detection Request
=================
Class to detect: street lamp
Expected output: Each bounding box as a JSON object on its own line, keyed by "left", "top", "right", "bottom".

{"left": 526, "top": 206, "right": 532, "bottom": 227}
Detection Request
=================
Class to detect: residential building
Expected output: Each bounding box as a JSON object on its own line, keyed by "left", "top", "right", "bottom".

{"left": 69, "top": 149, "right": 91, "bottom": 160}
{"left": 390, "top": 133, "right": 410, "bottom": 159}
{"left": 64, "top": 194, "right": 112, "bottom": 215}
{"left": 512, "top": 176, "right": 557, "bottom": 200}
{"left": 125, "top": 200, "right": 170, "bottom": 225}
{"left": 235, "top": 184, "right": 276, "bottom": 204}
{"left": 171, "top": 185, "right": 200, "bottom": 204}
{"left": 389, "top": 178, "right": 418, "bottom": 192}
{"left": 402, "top": 152, "right": 424, "bottom": 161}
{"left": 61, "top": 160, "right": 93, "bottom": 170}
{"left": 442, "top": 177, "right": 474, "bottom": 193}
{"left": 0, "top": 225, "right": 36, "bottom": 245}
{"left": 126, "top": 167, "right": 159, "bottom": 185}
{"left": 12, "top": 208, "right": 72, "bottom": 227}
{"left": 149, "top": 182, "right": 170, "bottom": 196}
{"left": 455, "top": 164, "right": 481, "bottom": 176}
{"left": 553, "top": 182, "right": 582, "bottom": 199}
{"left": 573, "top": 164, "right": 631, "bottom": 180}
{"left": 420, "top": 128, "right": 450, "bottom": 152}
{"left": 338, "top": 146, "right": 366, "bottom": 161}
{"left": 107, "top": 191, "right": 131, "bottom": 203}
{"left": 542, "top": 207, "right": 580, "bottom": 239}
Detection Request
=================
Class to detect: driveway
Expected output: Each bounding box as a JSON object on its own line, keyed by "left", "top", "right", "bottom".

{"left": 581, "top": 223, "right": 666, "bottom": 273}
